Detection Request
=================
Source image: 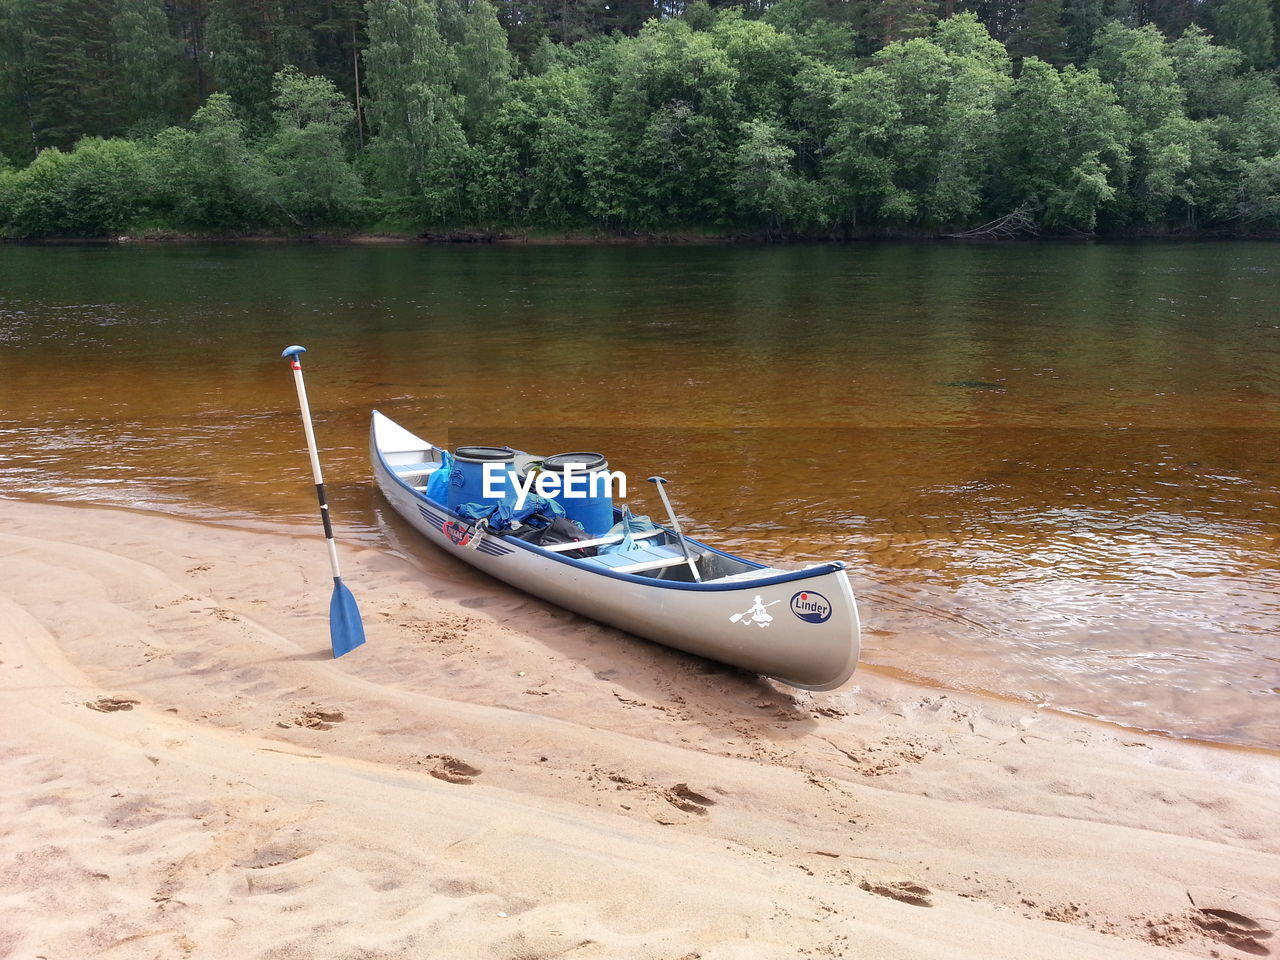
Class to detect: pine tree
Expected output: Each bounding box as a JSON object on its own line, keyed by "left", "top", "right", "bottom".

{"left": 1062, "top": 0, "right": 1104, "bottom": 62}
{"left": 9, "top": 0, "right": 117, "bottom": 149}
{"left": 208, "top": 0, "right": 274, "bottom": 122}
{"left": 873, "top": 0, "right": 938, "bottom": 46}
{"left": 0, "top": 0, "right": 35, "bottom": 159}
{"left": 1214, "top": 0, "right": 1275, "bottom": 68}
{"left": 1274, "top": 0, "right": 1280, "bottom": 66}
{"left": 1008, "top": 0, "right": 1068, "bottom": 64}
{"left": 168, "top": 0, "right": 213, "bottom": 102}
{"left": 112, "top": 0, "right": 183, "bottom": 129}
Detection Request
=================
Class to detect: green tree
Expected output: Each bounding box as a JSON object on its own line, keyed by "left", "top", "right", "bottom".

{"left": 761, "top": 0, "right": 860, "bottom": 68}
{"left": 2, "top": 0, "right": 116, "bottom": 149}
{"left": 112, "top": 0, "right": 183, "bottom": 130}
{"left": 1238, "top": 153, "right": 1280, "bottom": 224}
{"left": 456, "top": 0, "right": 512, "bottom": 134}
{"left": 1170, "top": 26, "right": 1245, "bottom": 120}
{"left": 996, "top": 57, "right": 1130, "bottom": 229}
{"left": 208, "top": 0, "right": 273, "bottom": 123}
{"left": 152, "top": 93, "right": 269, "bottom": 230}
{"left": 1236, "top": 79, "right": 1280, "bottom": 160}
{"left": 262, "top": 67, "right": 367, "bottom": 228}
{"left": 1, "top": 136, "right": 153, "bottom": 236}
{"left": 1008, "top": 0, "right": 1068, "bottom": 65}
{"left": 872, "top": 0, "right": 939, "bottom": 46}
{"left": 826, "top": 68, "right": 908, "bottom": 226}
{"left": 364, "top": 0, "right": 468, "bottom": 222}
{"left": 711, "top": 13, "right": 805, "bottom": 122}
{"left": 1089, "top": 23, "right": 1227, "bottom": 225}
{"left": 1062, "top": 0, "right": 1105, "bottom": 63}
{"left": 1136, "top": 113, "right": 1229, "bottom": 225}
{"left": 1213, "top": 0, "right": 1275, "bottom": 70}
{"left": 1090, "top": 22, "right": 1183, "bottom": 129}
{"left": 827, "top": 16, "right": 1012, "bottom": 228}
{"left": 0, "top": 0, "right": 36, "bottom": 160}
{"left": 733, "top": 117, "right": 813, "bottom": 233}
{"left": 586, "top": 19, "right": 741, "bottom": 227}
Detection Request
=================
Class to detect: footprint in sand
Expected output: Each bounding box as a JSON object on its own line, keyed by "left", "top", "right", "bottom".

{"left": 426, "top": 755, "right": 482, "bottom": 784}
{"left": 1192, "top": 907, "right": 1273, "bottom": 956}
{"left": 279, "top": 707, "right": 346, "bottom": 730}
{"left": 85, "top": 697, "right": 140, "bottom": 713}
{"left": 859, "top": 880, "right": 933, "bottom": 908}
{"left": 663, "top": 783, "right": 716, "bottom": 816}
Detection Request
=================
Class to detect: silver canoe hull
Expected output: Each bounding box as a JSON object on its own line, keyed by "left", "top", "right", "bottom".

{"left": 370, "top": 411, "right": 860, "bottom": 691}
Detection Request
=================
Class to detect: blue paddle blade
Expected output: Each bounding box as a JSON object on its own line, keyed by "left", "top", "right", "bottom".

{"left": 329, "top": 578, "right": 366, "bottom": 658}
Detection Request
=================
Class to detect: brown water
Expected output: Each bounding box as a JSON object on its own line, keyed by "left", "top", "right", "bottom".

{"left": 2, "top": 242, "right": 1278, "bottom": 748}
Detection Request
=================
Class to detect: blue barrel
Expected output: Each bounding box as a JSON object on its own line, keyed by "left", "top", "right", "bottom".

{"left": 541, "top": 452, "right": 614, "bottom": 536}
{"left": 448, "top": 445, "right": 518, "bottom": 511}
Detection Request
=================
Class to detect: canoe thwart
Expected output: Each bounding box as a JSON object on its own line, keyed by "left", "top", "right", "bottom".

{"left": 541, "top": 528, "right": 664, "bottom": 552}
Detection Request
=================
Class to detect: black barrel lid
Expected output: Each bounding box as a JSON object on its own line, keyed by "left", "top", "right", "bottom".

{"left": 541, "top": 452, "right": 608, "bottom": 472}
{"left": 453, "top": 445, "right": 517, "bottom": 463}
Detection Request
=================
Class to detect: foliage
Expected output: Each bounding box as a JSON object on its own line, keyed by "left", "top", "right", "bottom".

{"left": 363, "top": 0, "right": 469, "bottom": 222}
{"left": 826, "top": 16, "right": 1013, "bottom": 228}
{"left": 1213, "top": 0, "right": 1275, "bottom": 69}
{"left": 112, "top": 0, "right": 183, "bottom": 130}
{"left": 151, "top": 93, "right": 269, "bottom": 231}
{"left": 262, "top": 68, "right": 369, "bottom": 228}
{"left": 2, "top": 137, "right": 153, "bottom": 236}
{"left": 997, "top": 58, "right": 1129, "bottom": 229}
{"left": 2, "top": 0, "right": 1280, "bottom": 236}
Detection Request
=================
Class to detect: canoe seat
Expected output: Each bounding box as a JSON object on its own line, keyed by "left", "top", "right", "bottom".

{"left": 579, "top": 544, "right": 693, "bottom": 575}
{"left": 393, "top": 461, "right": 441, "bottom": 475}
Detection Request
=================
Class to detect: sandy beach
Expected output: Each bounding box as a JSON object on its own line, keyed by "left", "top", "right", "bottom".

{"left": 1, "top": 497, "right": 1277, "bottom": 959}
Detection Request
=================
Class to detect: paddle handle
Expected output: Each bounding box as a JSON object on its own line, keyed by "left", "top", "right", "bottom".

{"left": 647, "top": 476, "right": 701, "bottom": 583}
{"left": 283, "top": 346, "right": 342, "bottom": 582}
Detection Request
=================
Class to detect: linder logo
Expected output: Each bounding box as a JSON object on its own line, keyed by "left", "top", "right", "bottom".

{"left": 790, "top": 590, "right": 832, "bottom": 624}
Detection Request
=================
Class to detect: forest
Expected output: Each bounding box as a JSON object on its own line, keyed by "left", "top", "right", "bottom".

{"left": 0, "top": 0, "right": 1278, "bottom": 238}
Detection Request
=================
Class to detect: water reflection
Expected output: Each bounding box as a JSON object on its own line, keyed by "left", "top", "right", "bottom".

{"left": 1, "top": 242, "right": 1277, "bottom": 747}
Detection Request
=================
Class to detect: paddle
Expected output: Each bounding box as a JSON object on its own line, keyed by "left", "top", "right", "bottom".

{"left": 646, "top": 476, "right": 702, "bottom": 582}
{"left": 281, "top": 345, "right": 366, "bottom": 659}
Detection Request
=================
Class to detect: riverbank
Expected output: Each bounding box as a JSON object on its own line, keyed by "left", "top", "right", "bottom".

{"left": 3, "top": 226, "right": 1277, "bottom": 245}
{"left": 2, "top": 497, "right": 1277, "bottom": 959}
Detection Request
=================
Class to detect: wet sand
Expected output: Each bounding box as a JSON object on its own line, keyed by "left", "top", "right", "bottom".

{"left": 2, "top": 498, "right": 1277, "bottom": 959}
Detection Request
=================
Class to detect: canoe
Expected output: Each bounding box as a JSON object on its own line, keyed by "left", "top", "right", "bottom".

{"left": 370, "top": 410, "right": 861, "bottom": 691}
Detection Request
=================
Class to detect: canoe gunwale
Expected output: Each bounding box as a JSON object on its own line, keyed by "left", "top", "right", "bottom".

{"left": 370, "top": 410, "right": 861, "bottom": 690}
{"left": 372, "top": 424, "right": 845, "bottom": 593}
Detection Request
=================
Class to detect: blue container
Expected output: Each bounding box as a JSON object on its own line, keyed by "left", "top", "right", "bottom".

{"left": 448, "top": 445, "right": 518, "bottom": 511}
{"left": 541, "top": 452, "right": 614, "bottom": 536}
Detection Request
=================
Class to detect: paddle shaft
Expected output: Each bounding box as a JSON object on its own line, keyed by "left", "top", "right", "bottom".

{"left": 287, "top": 357, "right": 342, "bottom": 582}
{"left": 648, "top": 477, "right": 701, "bottom": 582}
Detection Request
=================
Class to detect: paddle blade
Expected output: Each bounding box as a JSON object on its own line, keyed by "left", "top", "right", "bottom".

{"left": 329, "top": 579, "right": 366, "bottom": 659}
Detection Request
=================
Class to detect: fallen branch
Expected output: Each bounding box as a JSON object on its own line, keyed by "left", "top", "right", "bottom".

{"left": 943, "top": 204, "right": 1041, "bottom": 240}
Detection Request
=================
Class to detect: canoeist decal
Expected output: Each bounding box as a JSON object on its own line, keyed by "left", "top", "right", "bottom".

{"left": 373, "top": 410, "right": 860, "bottom": 691}
{"left": 730, "top": 595, "right": 781, "bottom": 628}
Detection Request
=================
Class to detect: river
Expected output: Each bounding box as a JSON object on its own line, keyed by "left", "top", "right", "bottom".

{"left": 1, "top": 241, "right": 1277, "bottom": 748}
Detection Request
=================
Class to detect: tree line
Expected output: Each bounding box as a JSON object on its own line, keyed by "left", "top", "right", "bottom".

{"left": 0, "top": 0, "right": 1277, "bottom": 237}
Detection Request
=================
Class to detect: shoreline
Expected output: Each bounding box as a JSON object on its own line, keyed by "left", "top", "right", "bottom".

{"left": 2, "top": 496, "right": 1277, "bottom": 958}
{"left": 6, "top": 491, "right": 1276, "bottom": 757}
{"left": 2, "top": 228, "right": 1278, "bottom": 247}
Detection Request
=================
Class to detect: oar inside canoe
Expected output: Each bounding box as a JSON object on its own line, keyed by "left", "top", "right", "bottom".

{"left": 369, "top": 410, "right": 859, "bottom": 691}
